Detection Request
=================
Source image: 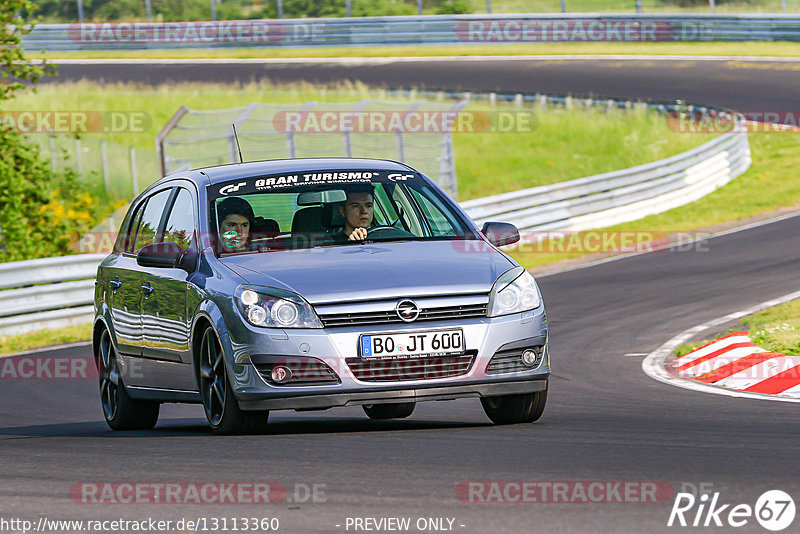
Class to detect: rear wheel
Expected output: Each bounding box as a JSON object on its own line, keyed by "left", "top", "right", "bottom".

{"left": 198, "top": 325, "right": 268, "bottom": 434}
{"left": 363, "top": 402, "right": 416, "bottom": 420}
{"left": 481, "top": 383, "right": 548, "bottom": 425}
{"left": 97, "top": 329, "right": 159, "bottom": 431}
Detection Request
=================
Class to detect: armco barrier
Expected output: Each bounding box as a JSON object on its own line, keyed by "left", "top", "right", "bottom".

{"left": 0, "top": 254, "right": 106, "bottom": 337}
{"left": 0, "top": 130, "right": 750, "bottom": 338}
{"left": 21, "top": 14, "right": 800, "bottom": 51}
{"left": 460, "top": 129, "right": 750, "bottom": 231}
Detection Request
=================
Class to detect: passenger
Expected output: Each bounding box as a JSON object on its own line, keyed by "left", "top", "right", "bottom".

{"left": 337, "top": 184, "right": 375, "bottom": 242}
{"left": 217, "top": 197, "right": 254, "bottom": 253}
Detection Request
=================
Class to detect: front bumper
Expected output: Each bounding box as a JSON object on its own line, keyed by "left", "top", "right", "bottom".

{"left": 237, "top": 376, "right": 548, "bottom": 411}
{"left": 224, "top": 305, "right": 549, "bottom": 411}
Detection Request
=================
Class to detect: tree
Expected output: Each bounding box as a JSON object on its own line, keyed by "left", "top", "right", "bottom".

{"left": 0, "top": 0, "right": 50, "bottom": 101}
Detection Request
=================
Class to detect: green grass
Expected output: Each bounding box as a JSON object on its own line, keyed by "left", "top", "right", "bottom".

{"left": 745, "top": 299, "right": 800, "bottom": 356}
{"left": 0, "top": 324, "right": 92, "bottom": 356}
{"left": 6, "top": 81, "right": 715, "bottom": 200}
{"left": 507, "top": 131, "right": 800, "bottom": 269}
{"left": 675, "top": 299, "right": 800, "bottom": 357}
{"left": 455, "top": 104, "right": 714, "bottom": 199}
{"left": 32, "top": 41, "right": 800, "bottom": 60}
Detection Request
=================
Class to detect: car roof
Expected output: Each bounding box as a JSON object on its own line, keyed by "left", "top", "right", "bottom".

{"left": 157, "top": 158, "right": 417, "bottom": 188}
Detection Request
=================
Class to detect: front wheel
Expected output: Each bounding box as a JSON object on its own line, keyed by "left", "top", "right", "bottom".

{"left": 481, "top": 383, "right": 548, "bottom": 425}
{"left": 363, "top": 402, "right": 416, "bottom": 420}
{"left": 97, "top": 329, "right": 159, "bottom": 431}
{"left": 198, "top": 326, "right": 269, "bottom": 435}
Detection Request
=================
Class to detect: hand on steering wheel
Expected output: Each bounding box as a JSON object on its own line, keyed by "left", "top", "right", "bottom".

{"left": 348, "top": 227, "right": 369, "bottom": 241}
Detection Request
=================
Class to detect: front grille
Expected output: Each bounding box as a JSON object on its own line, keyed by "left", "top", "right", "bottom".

{"left": 320, "top": 304, "right": 487, "bottom": 328}
{"left": 345, "top": 351, "right": 476, "bottom": 382}
{"left": 486, "top": 346, "right": 544, "bottom": 374}
{"left": 253, "top": 357, "right": 340, "bottom": 386}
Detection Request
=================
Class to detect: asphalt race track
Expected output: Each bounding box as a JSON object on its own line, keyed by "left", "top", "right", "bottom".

{"left": 47, "top": 56, "right": 800, "bottom": 111}
{"left": 2, "top": 57, "right": 799, "bottom": 532}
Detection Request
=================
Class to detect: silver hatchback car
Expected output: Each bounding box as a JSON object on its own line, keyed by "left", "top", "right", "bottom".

{"left": 93, "top": 158, "right": 549, "bottom": 434}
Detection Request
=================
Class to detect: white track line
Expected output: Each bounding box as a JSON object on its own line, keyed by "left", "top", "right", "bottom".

{"left": 0, "top": 341, "right": 91, "bottom": 360}
{"left": 642, "top": 289, "right": 800, "bottom": 403}
{"left": 43, "top": 54, "right": 800, "bottom": 65}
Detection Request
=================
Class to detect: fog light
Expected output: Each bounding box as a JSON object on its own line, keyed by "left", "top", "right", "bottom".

{"left": 247, "top": 305, "right": 267, "bottom": 325}
{"left": 521, "top": 349, "right": 539, "bottom": 367}
{"left": 271, "top": 365, "right": 292, "bottom": 384}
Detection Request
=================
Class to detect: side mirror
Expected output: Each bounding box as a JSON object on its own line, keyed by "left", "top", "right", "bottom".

{"left": 481, "top": 222, "right": 520, "bottom": 247}
{"left": 137, "top": 242, "right": 185, "bottom": 269}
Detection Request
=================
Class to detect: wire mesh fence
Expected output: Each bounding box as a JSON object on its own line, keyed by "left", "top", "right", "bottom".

{"left": 35, "top": 135, "right": 160, "bottom": 200}
{"left": 157, "top": 99, "right": 467, "bottom": 198}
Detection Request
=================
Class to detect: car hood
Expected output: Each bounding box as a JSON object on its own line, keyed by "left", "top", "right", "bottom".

{"left": 219, "top": 240, "right": 515, "bottom": 304}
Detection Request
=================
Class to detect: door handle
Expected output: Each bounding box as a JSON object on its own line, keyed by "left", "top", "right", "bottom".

{"left": 140, "top": 283, "right": 154, "bottom": 296}
{"left": 110, "top": 279, "right": 122, "bottom": 290}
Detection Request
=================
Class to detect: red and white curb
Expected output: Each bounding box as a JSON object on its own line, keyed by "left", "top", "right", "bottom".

{"left": 642, "top": 289, "right": 800, "bottom": 403}
{"left": 672, "top": 331, "right": 800, "bottom": 397}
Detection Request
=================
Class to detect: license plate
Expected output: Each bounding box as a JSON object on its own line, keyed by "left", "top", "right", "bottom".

{"left": 360, "top": 329, "right": 464, "bottom": 360}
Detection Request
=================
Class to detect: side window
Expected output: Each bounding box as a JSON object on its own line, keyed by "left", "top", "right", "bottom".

{"left": 163, "top": 189, "right": 196, "bottom": 251}
{"left": 391, "top": 186, "right": 425, "bottom": 237}
{"left": 132, "top": 189, "right": 172, "bottom": 254}
{"left": 124, "top": 202, "right": 146, "bottom": 253}
{"left": 113, "top": 202, "right": 136, "bottom": 253}
{"left": 372, "top": 184, "right": 397, "bottom": 226}
{"left": 410, "top": 188, "right": 459, "bottom": 236}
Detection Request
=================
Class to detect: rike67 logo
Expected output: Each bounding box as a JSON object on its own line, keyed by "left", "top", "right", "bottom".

{"left": 668, "top": 490, "right": 795, "bottom": 531}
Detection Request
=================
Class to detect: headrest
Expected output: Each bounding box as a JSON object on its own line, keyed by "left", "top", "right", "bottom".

{"left": 291, "top": 206, "right": 325, "bottom": 234}
{"left": 253, "top": 217, "right": 279, "bottom": 236}
{"left": 321, "top": 203, "right": 345, "bottom": 229}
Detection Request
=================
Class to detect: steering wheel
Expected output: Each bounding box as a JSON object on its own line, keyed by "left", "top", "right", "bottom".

{"left": 366, "top": 225, "right": 415, "bottom": 240}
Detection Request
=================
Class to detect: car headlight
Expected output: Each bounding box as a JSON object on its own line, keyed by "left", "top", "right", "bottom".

{"left": 234, "top": 285, "right": 322, "bottom": 329}
{"left": 488, "top": 267, "right": 541, "bottom": 317}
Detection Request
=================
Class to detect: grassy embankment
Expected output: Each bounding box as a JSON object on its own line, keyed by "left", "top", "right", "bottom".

{"left": 4, "top": 80, "right": 712, "bottom": 200}
{"left": 676, "top": 300, "right": 800, "bottom": 358}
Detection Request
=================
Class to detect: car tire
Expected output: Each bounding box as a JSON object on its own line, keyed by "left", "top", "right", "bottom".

{"left": 481, "top": 383, "right": 548, "bottom": 425}
{"left": 97, "top": 329, "right": 160, "bottom": 431}
{"left": 362, "top": 402, "right": 416, "bottom": 420}
{"left": 198, "top": 325, "right": 269, "bottom": 435}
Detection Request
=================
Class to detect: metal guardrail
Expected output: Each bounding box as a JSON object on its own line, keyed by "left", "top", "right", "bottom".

{"left": 461, "top": 129, "right": 750, "bottom": 231}
{"left": 0, "top": 254, "right": 105, "bottom": 337}
{"left": 21, "top": 14, "right": 800, "bottom": 51}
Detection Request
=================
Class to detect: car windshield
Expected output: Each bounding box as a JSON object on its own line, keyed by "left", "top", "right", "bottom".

{"left": 208, "top": 170, "right": 475, "bottom": 256}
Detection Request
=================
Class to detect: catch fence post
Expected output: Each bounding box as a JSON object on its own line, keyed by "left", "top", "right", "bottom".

{"left": 49, "top": 135, "right": 57, "bottom": 172}
{"left": 101, "top": 140, "right": 110, "bottom": 194}
{"left": 130, "top": 146, "right": 139, "bottom": 196}
{"left": 75, "top": 138, "right": 82, "bottom": 177}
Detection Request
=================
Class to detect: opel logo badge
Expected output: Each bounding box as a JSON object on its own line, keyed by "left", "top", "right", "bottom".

{"left": 396, "top": 300, "right": 420, "bottom": 322}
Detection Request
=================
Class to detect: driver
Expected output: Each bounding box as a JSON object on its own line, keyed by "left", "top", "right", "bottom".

{"left": 217, "top": 196, "right": 254, "bottom": 253}
{"left": 337, "top": 184, "right": 375, "bottom": 241}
